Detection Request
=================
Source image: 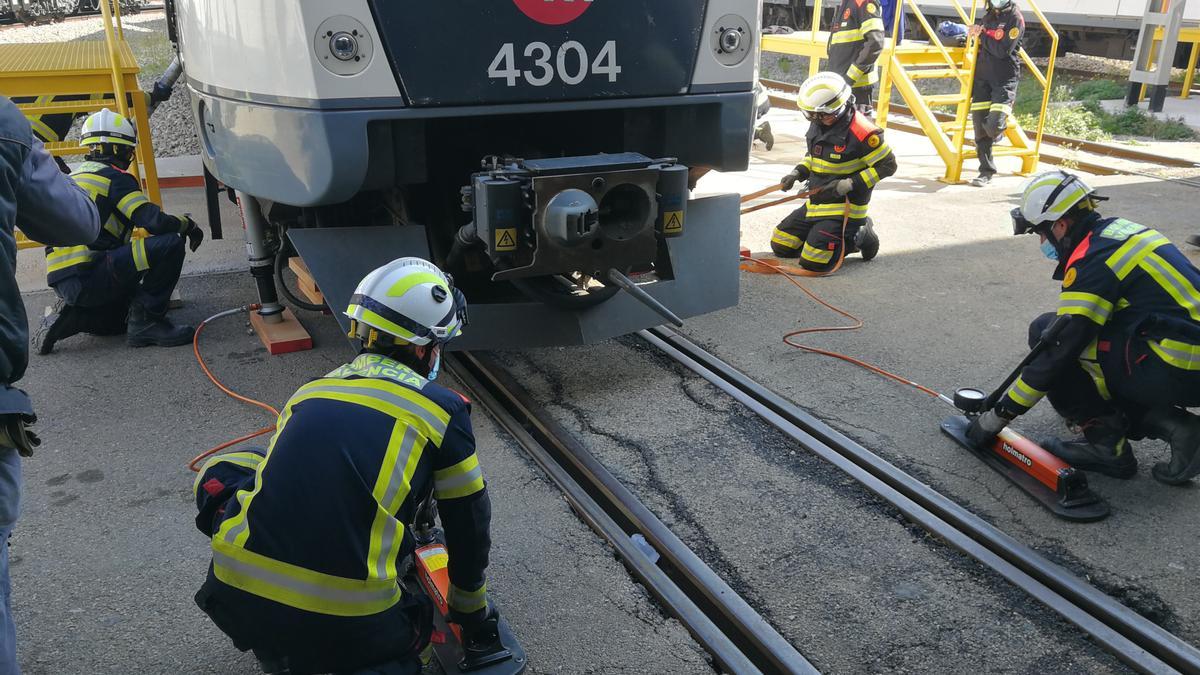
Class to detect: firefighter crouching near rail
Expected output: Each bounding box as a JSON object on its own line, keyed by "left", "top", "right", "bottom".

{"left": 193, "top": 258, "right": 497, "bottom": 674}
{"left": 967, "top": 171, "right": 1200, "bottom": 485}
{"left": 771, "top": 73, "right": 897, "bottom": 272}
{"left": 34, "top": 109, "right": 203, "bottom": 354}
{"left": 967, "top": 0, "right": 1025, "bottom": 188}
{"left": 825, "top": 0, "right": 885, "bottom": 115}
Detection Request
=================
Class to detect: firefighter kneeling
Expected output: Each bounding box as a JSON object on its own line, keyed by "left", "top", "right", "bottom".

{"left": 193, "top": 258, "right": 497, "bottom": 674}
{"left": 35, "top": 109, "right": 203, "bottom": 354}
{"left": 771, "top": 73, "right": 897, "bottom": 273}
{"left": 967, "top": 171, "right": 1200, "bottom": 485}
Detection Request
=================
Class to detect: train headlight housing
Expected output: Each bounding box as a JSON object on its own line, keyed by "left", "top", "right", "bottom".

{"left": 329, "top": 32, "right": 359, "bottom": 61}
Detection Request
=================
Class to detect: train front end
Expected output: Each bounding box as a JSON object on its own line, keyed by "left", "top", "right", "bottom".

{"left": 174, "top": 0, "right": 760, "bottom": 350}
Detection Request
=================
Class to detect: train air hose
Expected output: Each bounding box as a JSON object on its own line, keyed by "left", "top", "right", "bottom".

{"left": 740, "top": 184, "right": 952, "bottom": 406}
{"left": 188, "top": 305, "right": 281, "bottom": 472}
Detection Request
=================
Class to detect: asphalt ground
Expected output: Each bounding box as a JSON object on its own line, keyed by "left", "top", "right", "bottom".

{"left": 10, "top": 111, "right": 1200, "bottom": 672}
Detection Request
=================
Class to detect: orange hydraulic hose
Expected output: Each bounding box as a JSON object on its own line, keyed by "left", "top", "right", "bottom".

{"left": 188, "top": 305, "right": 281, "bottom": 471}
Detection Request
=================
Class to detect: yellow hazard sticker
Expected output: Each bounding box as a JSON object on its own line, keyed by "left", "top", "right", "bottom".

{"left": 664, "top": 211, "right": 684, "bottom": 234}
{"left": 867, "top": 134, "right": 881, "bottom": 148}
{"left": 495, "top": 228, "right": 518, "bottom": 252}
{"left": 1063, "top": 267, "right": 1077, "bottom": 288}
{"left": 866, "top": 3, "right": 878, "bottom": 14}
{"left": 1009, "top": 26, "right": 1020, "bottom": 40}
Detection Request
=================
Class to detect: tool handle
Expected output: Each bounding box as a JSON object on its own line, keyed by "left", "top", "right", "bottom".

{"left": 982, "top": 314, "right": 1070, "bottom": 411}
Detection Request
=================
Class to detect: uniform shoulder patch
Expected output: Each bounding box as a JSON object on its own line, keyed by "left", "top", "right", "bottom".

{"left": 1062, "top": 267, "right": 1077, "bottom": 288}
{"left": 867, "top": 134, "right": 882, "bottom": 148}
{"left": 866, "top": 2, "right": 878, "bottom": 14}
{"left": 1009, "top": 26, "right": 1020, "bottom": 40}
{"left": 1099, "top": 219, "right": 1144, "bottom": 241}
{"left": 849, "top": 112, "right": 880, "bottom": 141}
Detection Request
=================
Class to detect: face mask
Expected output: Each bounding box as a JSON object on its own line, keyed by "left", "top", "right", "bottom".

{"left": 426, "top": 351, "right": 442, "bottom": 381}
{"left": 1040, "top": 240, "right": 1059, "bottom": 261}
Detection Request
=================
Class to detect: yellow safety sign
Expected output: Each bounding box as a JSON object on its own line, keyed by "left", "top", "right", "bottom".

{"left": 664, "top": 211, "right": 684, "bottom": 234}
{"left": 495, "top": 228, "right": 518, "bottom": 251}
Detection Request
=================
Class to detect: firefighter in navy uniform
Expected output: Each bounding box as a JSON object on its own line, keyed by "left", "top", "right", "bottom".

{"left": 193, "top": 258, "right": 498, "bottom": 675}
{"left": 771, "top": 73, "right": 897, "bottom": 273}
{"left": 11, "top": 94, "right": 95, "bottom": 173}
{"left": 967, "top": 0, "right": 1025, "bottom": 187}
{"left": 825, "top": 0, "right": 886, "bottom": 114}
{"left": 967, "top": 171, "right": 1200, "bottom": 485}
{"left": 35, "top": 108, "right": 203, "bottom": 353}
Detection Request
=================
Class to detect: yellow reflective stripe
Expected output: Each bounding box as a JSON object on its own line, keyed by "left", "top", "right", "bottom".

{"left": 1140, "top": 252, "right": 1200, "bottom": 322}
{"left": 1078, "top": 338, "right": 1112, "bottom": 400}
{"left": 830, "top": 27, "right": 865, "bottom": 44}
{"left": 28, "top": 116, "right": 59, "bottom": 142}
{"left": 970, "top": 102, "right": 991, "bottom": 111}
{"left": 860, "top": 17, "right": 885, "bottom": 34}
{"left": 346, "top": 305, "right": 419, "bottom": 342}
{"left": 216, "top": 407, "right": 290, "bottom": 548}
{"left": 862, "top": 166, "right": 881, "bottom": 189}
{"left": 800, "top": 157, "right": 814, "bottom": 170}
{"left": 989, "top": 103, "right": 1013, "bottom": 115}
{"left": 131, "top": 238, "right": 150, "bottom": 272}
{"left": 212, "top": 538, "right": 403, "bottom": 617}
{"left": 447, "top": 582, "right": 488, "bottom": 614}
{"left": 1057, "top": 292, "right": 1113, "bottom": 325}
{"left": 771, "top": 229, "right": 802, "bottom": 250}
{"left": 1149, "top": 339, "right": 1200, "bottom": 370}
{"left": 1116, "top": 298, "right": 1131, "bottom": 312}
{"left": 808, "top": 157, "right": 867, "bottom": 175}
{"left": 45, "top": 246, "right": 97, "bottom": 273}
{"left": 116, "top": 190, "right": 150, "bottom": 219}
{"left": 70, "top": 173, "right": 111, "bottom": 201}
{"left": 386, "top": 272, "right": 446, "bottom": 299}
{"left": 289, "top": 378, "right": 450, "bottom": 445}
{"left": 368, "top": 424, "right": 424, "bottom": 583}
{"left": 806, "top": 203, "right": 849, "bottom": 218}
{"left": 1105, "top": 230, "right": 1166, "bottom": 279}
{"left": 193, "top": 451, "right": 265, "bottom": 496}
{"left": 802, "top": 242, "right": 834, "bottom": 264}
{"left": 861, "top": 143, "right": 893, "bottom": 166}
{"left": 102, "top": 215, "right": 124, "bottom": 239}
{"left": 1004, "top": 376, "right": 1046, "bottom": 409}
{"left": 847, "top": 64, "right": 866, "bottom": 80}
{"left": 434, "top": 454, "right": 485, "bottom": 500}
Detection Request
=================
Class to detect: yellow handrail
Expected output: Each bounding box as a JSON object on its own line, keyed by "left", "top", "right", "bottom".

{"left": 96, "top": 0, "right": 142, "bottom": 187}
{"left": 1019, "top": 0, "right": 1058, "bottom": 172}
{"left": 809, "top": 0, "right": 824, "bottom": 78}
{"left": 905, "top": 0, "right": 964, "bottom": 79}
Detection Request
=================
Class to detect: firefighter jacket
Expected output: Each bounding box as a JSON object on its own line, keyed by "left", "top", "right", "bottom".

{"left": 1000, "top": 213, "right": 1200, "bottom": 417}
{"left": 975, "top": 6, "right": 1025, "bottom": 81}
{"left": 826, "top": 0, "right": 886, "bottom": 89}
{"left": 206, "top": 353, "right": 493, "bottom": 622}
{"left": 12, "top": 95, "right": 93, "bottom": 145}
{"left": 791, "top": 111, "right": 897, "bottom": 224}
{"left": 0, "top": 97, "right": 98, "bottom": 391}
{"left": 44, "top": 161, "right": 189, "bottom": 285}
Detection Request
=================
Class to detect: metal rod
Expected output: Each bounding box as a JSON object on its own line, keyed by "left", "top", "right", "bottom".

{"left": 644, "top": 326, "right": 1200, "bottom": 675}
{"left": 605, "top": 269, "right": 684, "bottom": 327}
{"left": 981, "top": 313, "right": 1069, "bottom": 411}
{"left": 234, "top": 191, "right": 284, "bottom": 322}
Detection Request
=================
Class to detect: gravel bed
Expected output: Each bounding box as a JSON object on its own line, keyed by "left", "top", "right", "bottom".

{"left": 2, "top": 13, "right": 199, "bottom": 157}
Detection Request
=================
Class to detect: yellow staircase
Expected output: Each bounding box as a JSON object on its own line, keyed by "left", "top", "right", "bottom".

{"left": 761, "top": 0, "right": 1058, "bottom": 184}
{"left": 0, "top": 0, "right": 160, "bottom": 249}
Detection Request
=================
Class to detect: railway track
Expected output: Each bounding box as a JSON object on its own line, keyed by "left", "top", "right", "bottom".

{"left": 451, "top": 330, "right": 1200, "bottom": 674}
{"left": 760, "top": 78, "right": 1200, "bottom": 178}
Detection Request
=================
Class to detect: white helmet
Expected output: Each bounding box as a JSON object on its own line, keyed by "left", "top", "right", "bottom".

{"left": 1013, "top": 170, "right": 1101, "bottom": 234}
{"left": 988, "top": 0, "right": 1014, "bottom": 9}
{"left": 796, "top": 72, "right": 852, "bottom": 121}
{"left": 80, "top": 108, "right": 137, "bottom": 148}
{"left": 345, "top": 257, "right": 467, "bottom": 348}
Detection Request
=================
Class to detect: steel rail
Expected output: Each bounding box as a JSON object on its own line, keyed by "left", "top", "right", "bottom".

{"left": 447, "top": 352, "right": 817, "bottom": 675}
{"left": 641, "top": 326, "right": 1200, "bottom": 675}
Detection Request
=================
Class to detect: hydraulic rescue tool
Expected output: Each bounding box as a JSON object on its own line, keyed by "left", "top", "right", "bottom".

{"left": 941, "top": 315, "right": 1111, "bottom": 522}
{"left": 410, "top": 494, "right": 527, "bottom": 675}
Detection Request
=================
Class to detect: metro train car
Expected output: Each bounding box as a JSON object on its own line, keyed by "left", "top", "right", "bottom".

{"left": 168, "top": 0, "right": 761, "bottom": 350}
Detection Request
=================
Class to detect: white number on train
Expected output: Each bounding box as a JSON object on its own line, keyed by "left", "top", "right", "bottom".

{"left": 487, "top": 41, "right": 622, "bottom": 87}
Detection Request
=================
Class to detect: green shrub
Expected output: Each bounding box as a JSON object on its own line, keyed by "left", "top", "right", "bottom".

{"left": 1084, "top": 100, "right": 1197, "bottom": 140}
{"left": 1019, "top": 104, "right": 1111, "bottom": 141}
{"left": 1071, "top": 79, "right": 1126, "bottom": 102}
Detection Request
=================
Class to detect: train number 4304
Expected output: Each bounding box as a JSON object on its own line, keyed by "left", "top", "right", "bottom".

{"left": 488, "top": 41, "right": 621, "bottom": 87}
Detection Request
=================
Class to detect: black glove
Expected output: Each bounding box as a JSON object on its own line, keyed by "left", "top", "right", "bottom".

{"left": 827, "top": 178, "right": 854, "bottom": 197}
{"left": 781, "top": 171, "right": 801, "bottom": 192}
{"left": 0, "top": 414, "right": 40, "bottom": 458}
{"left": 966, "top": 409, "right": 1011, "bottom": 448}
{"left": 182, "top": 216, "right": 204, "bottom": 252}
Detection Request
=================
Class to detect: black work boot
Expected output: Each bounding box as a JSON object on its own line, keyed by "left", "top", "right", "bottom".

{"left": 33, "top": 299, "right": 85, "bottom": 355}
{"left": 854, "top": 220, "right": 880, "bottom": 261}
{"left": 1141, "top": 407, "right": 1200, "bottom": 486}
{"left": 126, "top": 301, "right": 194, "bottom": 348}
{"left": 1043, "top": 416, "right": 1138, "bottom": 479}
